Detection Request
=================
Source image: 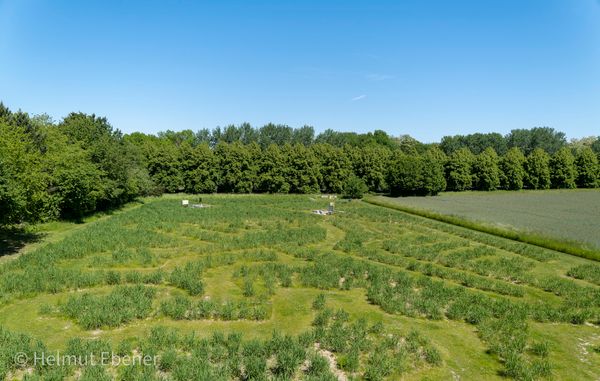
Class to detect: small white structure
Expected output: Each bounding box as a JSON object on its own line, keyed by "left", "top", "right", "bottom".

{"left": 182, "top": 200, "right": 189, "bottom": 207}
{"left": 313, "top": 202, "right": 335, "bottom": 216}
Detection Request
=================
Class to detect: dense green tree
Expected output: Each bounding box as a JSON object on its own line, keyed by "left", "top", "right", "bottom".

{"left": 507, "top": 127, "right": 566, "bottom": 155}
{"left": 258, "top": 124, "right": 293, "bottom": 148}
{"left": 568, "top": 136, "right": 598, "bottom": 151}
{"left": 499, "top": 147, "right": 526, "bottom": 190}
{"left": 0, "top": 123, "right": 50, "bottom": 223}
{"left": 345, "top": 145, "right": 391, "bottom": 192}
{"left": 342, "top": 175, "right": 368, "bottom": 199}
{"left": 445, "top": 148, "right": 474, "bottom": 191}
{"left": 0, "top": 102, "right": 10, "bottom": 120}
{"left": 179, "top": 143, "right": 218, "bottom": 193}
{"left": 440, "top": 133, "right": 507, "bottom": 155}
{"left": 574, "top": 147, "right": 599, "bottom": 188}
{"left": 395, "top": 135, "right": 426, "bottom": 154}
{"left": 472, "top": 148, "right": 500, "bottom": 191}
{"left": 158, "top": 129, "right": 198, "bottom": 147}
{"left": 42, "top": 128, "right": 102, "bottom": 218}
{"left": 238, "top": 123, "right": 259, "bottom": 145}
{"left": 311, "top": 144, "right": 352, "bottom": 193}
{"left": 124, "top": 133, "right": 167, "bottom": 199}
{"left": 549, "top": 147, "right": 577, "bottom": 189}
{"left": 257, "top": 144, "right": 290, "bottom": 193}
{"left": 315, "top": 129, "right": 358, "bottom": 147}
{"left": 195, "top": 128, "right": 212, "bottom": 146}
{"left": 215, "top": 142, "right": 259, "bottom": 193}
{"left": 421, "top": 148, "right": 447, "bottom": 195}
{"left": 524, "top": 149, "right": 551, "bottom": 189}
{"left": 592, "top": 137, "right": 600, "bottom": 155}
{"left": 387, "top": 152, "right": 423, "bottom": 196}
{"left": 315, "top": 129, "right": 399, "bottom": 149}
{"left": 0, "top": 123, "right": 31, "bottom": 224}
{"left": 281, "top": 144, "right": 320, "bottom": 193}
{"left": 60, "top": 113, "right": 150, "bottom": 208}
{"left": 291, "top": 125, "right": 315, "bottom": 146}
{"left": 215, "top": 124, "right": 256, "bottom": 144}
{"left": 145, "top": 140, "right": 184, "bottom": 193}
{"left": 370, "top": 130, "right": 400, "bottom": 150}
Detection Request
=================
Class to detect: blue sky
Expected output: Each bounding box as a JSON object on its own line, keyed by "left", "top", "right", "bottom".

{"left": 1, "top": 0, "right": 599, "bottom": 142}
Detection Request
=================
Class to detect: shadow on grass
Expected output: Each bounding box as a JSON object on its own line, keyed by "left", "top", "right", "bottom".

{"left": 63, "top": 198, "right": 148, "bottom": 224}
{"left": 0, "top": 227, "right": 44, "bottom": 257}
{"left": 0, "top": 199, "right": 149, "bottom": 257}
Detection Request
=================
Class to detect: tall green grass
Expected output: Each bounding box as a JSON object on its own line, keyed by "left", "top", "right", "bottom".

{"left": 61, "top": 284, "right": 156, "bottom": 329}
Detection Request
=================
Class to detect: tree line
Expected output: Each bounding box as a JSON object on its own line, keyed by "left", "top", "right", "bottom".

{"left": 1, "top": 102, "right": 599, "bottom": 226}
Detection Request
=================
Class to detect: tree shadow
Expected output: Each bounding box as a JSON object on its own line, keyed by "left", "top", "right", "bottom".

{"left": 0, "top": 198, "right": 148, "bottom": 256}
{"left": 62, "top": 198, "right": 148, "bottom": 224}
{"left": 0, "top": 227, "right": 44, "bottom": 257}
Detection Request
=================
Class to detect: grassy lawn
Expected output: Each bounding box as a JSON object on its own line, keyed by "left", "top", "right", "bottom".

{"left": 1, "top": 194, "right": 599, "bottom": 380}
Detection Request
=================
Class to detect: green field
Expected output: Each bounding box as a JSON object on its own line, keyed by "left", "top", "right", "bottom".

{"left": 1, "top": 195, "right": 600, "bottom": 380}
{"left": 369, "top": 190, "right": 600, "bottom": 256}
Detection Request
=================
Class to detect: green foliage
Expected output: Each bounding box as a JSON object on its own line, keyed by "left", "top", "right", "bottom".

{"left": 0, "top": 105, "right": 156, "bottom": 226}
{"left": 345, "top": 145, "right": 391, "bottom": 192}
{"left": 550, "top": 147, "right": 577, "bottom": 189}
{"left": 445, "top": 147, "right": 474, "bottom": 191}
{"left": 499, "top": 147, "right": 526, "bottom": 190}
{"left": 0, "top": 122, "right": 54, "bottom": 224}
{"left": 316, "top": 129, "right": 399, "bottom": 149}
{"left": 440, "top": 132, "right": 507, "bottom": 155}
{"left": 342, "top": 175, "right": 368, "bottom": 199}
{"left": 282, "top": 144, "right": 320, "bottom": 193}
{"left": 215, "top": 142, "right": 259, "bottom": 193}
{"left": 387, "top": 152, "right": 423, "bottom": 196}
{"left": 524, "top": 148, "right": 551, "bottom": 189}
{"left": 574, "top": 147, "right": 599, "bottom": 188}
{"left": 59, "top": 112, "right": 152, "bottom": 208}
{"left": 421, "top": 147, "right": 447, "bottom": 195}
{"left": 143, "top": 139, "right": 184, "bottom": 192}
{"left": 257, "top": 144, "right": 290, "bottom": 193}
{"left": 257, "top": 123, "right": 293, "bottom": 147}
{"left": 387, "top": 148, "right": 446, "bottom": 196}
{"left": 591, "top": 137, "right": 600, "bottom": 155}
{"left": 472, "top": 147, "right": 500, "bottom": 191}
{"left": 312, "top": 144, "right": 353, "bottom": 193}
{"left": 507, "top": 127, "right": 566, "bottom": 155}
{"left": 179, "top": 143, "right": 218, "bottom": 193}
{"left": 43, "top": 128, "right": 103, "bottom": 218}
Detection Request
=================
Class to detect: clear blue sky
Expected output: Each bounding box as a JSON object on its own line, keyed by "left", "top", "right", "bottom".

{"left": 1, "top": 0, "right": 599, "bottom": 142}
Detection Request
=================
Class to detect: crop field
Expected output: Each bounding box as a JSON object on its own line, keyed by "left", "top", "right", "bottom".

{"left": 369, "top": 190, "right": 600, "bottom": 253}
{"left": 1, "top": 195, "right": 600, "bottom": 380}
